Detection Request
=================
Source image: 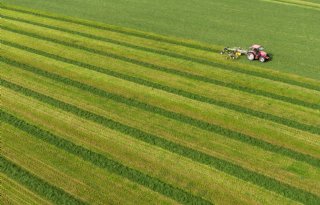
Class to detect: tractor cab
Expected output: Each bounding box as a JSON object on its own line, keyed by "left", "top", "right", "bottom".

{"left": 247, "top": 44, "right": 269, "bottom": 62}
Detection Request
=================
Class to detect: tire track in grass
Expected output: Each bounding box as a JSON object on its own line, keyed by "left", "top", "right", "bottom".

{"left": 1, "top": 41, "right": 320, "bottom": 136}
{"left": 0, "top": 156, "right": 87, "bottom": 205}
{"left": 2, "top": 14, "right": 319, "bottom": 110}
{"left": 1, "top": 112, "right": 212, "bottom": 205}
{"left": 1, "top": 81, "right": 320, "bottom": 205}
{"left": 2, "top": 57, "right": 320, "bottom": 164}
{"left": 2, "top": 24, "right": 320, "bottom": 111}
{"left": 1, "top": 4, "right": 320, "bottom": 92}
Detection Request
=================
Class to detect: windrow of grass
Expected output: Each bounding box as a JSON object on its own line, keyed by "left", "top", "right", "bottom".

{"left": 1, "top": 3, "right": 319, "bottom": 91}
{"left": 4, "top": 102, "right": 296, "bottom": 205}
{"left": 2, "top": 7, "right": 319, "bottom": 103}
{"left": 3, "top": 66, "right": 320, "bottom": 196}
{"left": 2, "top": 123, "right": 179, "bottom": 205}
{"left": 0, "top": 156, "right": 87, "bottom": 205}
{"left": 2, "top": 45, "right": 319, "bottom": 152}
{"left": 2, "top": 13, "right": 320, "bottom": 108}
{"left": 1, "top": 39, "right": 320, "bottom": 137}
{"left": 1, "top": 111, "right": 212, "bottom": 205}
{"left": 2, "top": 59, "right": 320, "bottom": 161}
{"left": 2, "top": 43, "right": 319, "bottom": 148}
{"left": 1, "top": 22, "right": 320, "bottom": 111}
{"left": 1, "top": 173, "right": 51, "bottom": 205}
{"left": 1, "top": 81, "right": 320, "bottom": 205}
{"left": 2, "top": 56, "right": 320, "bottom": 163}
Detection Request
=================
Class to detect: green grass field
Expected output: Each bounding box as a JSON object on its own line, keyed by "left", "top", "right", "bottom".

{"left": 2, "top": 0, "right": 320, "bottom": 79}
{"left": 1, "top": 1, "right": 320, "bottom": 205}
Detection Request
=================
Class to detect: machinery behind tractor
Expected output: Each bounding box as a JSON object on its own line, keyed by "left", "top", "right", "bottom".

{"left": 220, "top": 44, "right": 270, "bottom": 62}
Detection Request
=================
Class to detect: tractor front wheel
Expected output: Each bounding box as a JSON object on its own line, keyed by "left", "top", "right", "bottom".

{"left": 259, "top": 56, "right": 266, "bottom": 63}
{"left": 247, "top": 53, "right": 255, "bottom": 61}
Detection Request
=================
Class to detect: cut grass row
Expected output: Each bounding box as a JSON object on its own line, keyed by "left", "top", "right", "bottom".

{"left": 3, "top": 123, "right": 179, "bottom": 205}
{"left": 2, "top": 14, "right": 320, "bottom": 107}
{"left": 1, "top": 23, "right": 319, "bottom": 111}
{"left": 1, "top": 57, "right": 320, "bottom": 166}
{"left": 1, "top": 3, "right": 319, "bottom": 91}
{"left": 3, "top": 66, "right": 320, "bottom": 195}
{"left": 2, "top": 91, "right": 283, "bottom": 205}
{"left": 3, "top": 46, "right": 320, "bottom": 153}
{"left": 5, "top": 102, "right": 295, "bottom": 205}
{"left": 1, "top": 40, "right": 319, "bottom": 136}
{"left": 1, "top": 82, "right": 320, "bottom": 204}
{"left": 2, "top": 14, "right": 319, "bottom": 107}
{"left": 1, "top": 173, "right": 51, "bottom": 205}
{"left": 2, "top": 7, "right": 319, "bottom": 105}
{"left": 0, "top": 156, "right": 86, "bottom": 205}
{"left": 1, "top": 111, "right": 212, "bottom": 205}
{"left": 3, "top": 66, "right": 320, "bottom": 196}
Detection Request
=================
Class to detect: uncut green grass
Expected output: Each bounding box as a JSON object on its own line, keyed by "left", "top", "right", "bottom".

{"left": 2, "top": 68, "right": 320, "bottom": 197}
{"left": 1, "top": 93, "right": 307, "bottom": 205}
{"left": 2, "top": 124, "right": 178, "bottom": 205}
{"left": 2, "top": 0, "right": 320, "bottom": 79}
{"left": 1, "top": 16, "right": 319, "bottom": 105}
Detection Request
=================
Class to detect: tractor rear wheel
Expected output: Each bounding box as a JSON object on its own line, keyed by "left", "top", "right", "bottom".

{"left": 247, "top": 53, "right": 255, "bottom": 61}
{"left": 259, "top": 56, "right": 266, "bottom": 63}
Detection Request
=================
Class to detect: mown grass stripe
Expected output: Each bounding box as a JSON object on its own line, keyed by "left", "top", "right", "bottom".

{"left": 2, "top": 56, "right": 320, "bottom": 164}
{"left": 2, "top": 14, "right": 318, "bottom": 109}
{"left": 1, "top": 112, "right": 212, "bottom": 205}
{"left": 1, "top": 41, "right": 320, "bottom": 136}
{"left": 1, "top": 80, "right": 320, "bottom": 205}
{"left": 1, "top": 5, "right": 320, "bottom": 92}
{"left": 0, "top": 156, "right": 87, "bottom": 205}
{"left": 3, "top": 24, "right": 320, "bottom": 112}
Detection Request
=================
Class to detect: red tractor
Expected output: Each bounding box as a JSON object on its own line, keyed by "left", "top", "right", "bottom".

{"left": 246, "top": 44, "right": 270, "bottom": 62}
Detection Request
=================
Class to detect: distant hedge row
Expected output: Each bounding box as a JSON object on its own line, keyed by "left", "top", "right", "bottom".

{"left": 1, "top": 80, "right": 319, "bottom": 204}
{"left": 0, "top": 156, "right": 87, "bottom": 205}
{"left": 2, "top": 4, "right": 320, "bottom": 92}
{"left": 1, "top": 22, "right": 319, "bottom": 111}
{"left": 1, "top": 57, "right": 319, "bottom": 168}
{"left": 1, "top": 111, "right": 212, "bottom": 205}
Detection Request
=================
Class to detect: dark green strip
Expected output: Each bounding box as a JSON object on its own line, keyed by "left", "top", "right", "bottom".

{"left": 2, "top": 57, "right": 320, "bottom": 163}
{"left": 2, "top": 14, "right": 318, "bottom": 110}
{"left": 1, "top": 80, "right": 320, "bottom": 205}
{"left": 1, "top": 41, "right": 320, "bottom": 136}
{"left": 1, "top": 112, "right": 212, "bottom": 205}
{"left": 2, "top": 23, "right": 320, "bottom": 111}
{"left": 1, "top": 4, "right": 320, "bottom": 92}
{"left": 0, "top": 156, "right": 87, "bottom": 205}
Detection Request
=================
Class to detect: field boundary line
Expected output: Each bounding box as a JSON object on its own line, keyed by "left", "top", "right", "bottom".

{"left": 1, "top": 87, "right": 320, "bottom": 205}
{"left": 1, "top": 14, "right": 319, "bottom": 108}
{"left": 1, "top": 4, "right": 320, "bottom": 91}
{"left": 0, "top": 156, "right": 87, "bottom": 205}
{"left": 1, "top": 41, "right": 320, "bottom": 136}
{"left": 1, "top": 25, "right": 320, "bottom": 110}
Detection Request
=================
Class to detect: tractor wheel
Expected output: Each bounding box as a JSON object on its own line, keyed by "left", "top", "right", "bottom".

{"left": 259, "top": 56, "right": 266, "bottom": 63}
{"left": 247, "top": 53, "right": 255, "bottom": 61}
